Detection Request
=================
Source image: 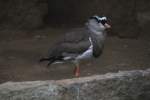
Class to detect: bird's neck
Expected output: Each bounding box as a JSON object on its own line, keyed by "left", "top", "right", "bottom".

{"left": 87, "top": 27, "right": 106, "bottom": 44}
{"left": 88, "top": 27, "right": 106, "bottom": 38}
{"left": 86, "top": 25, "right": 104, "bottom": 35}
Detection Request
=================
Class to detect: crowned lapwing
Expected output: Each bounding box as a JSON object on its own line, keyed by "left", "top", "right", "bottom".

{"left": 40, "top": 15, "right": 111, "bottom": 77}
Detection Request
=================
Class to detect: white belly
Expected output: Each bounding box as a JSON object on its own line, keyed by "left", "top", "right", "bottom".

{"left": 76, "top": 46, "right": 93, "bottom": 60}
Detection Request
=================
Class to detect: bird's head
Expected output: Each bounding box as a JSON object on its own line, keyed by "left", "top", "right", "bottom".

{"left": 86, "top": 15, "right": 111, "bottom": 33}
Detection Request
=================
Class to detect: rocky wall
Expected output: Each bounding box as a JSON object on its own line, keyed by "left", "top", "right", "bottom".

{"left": 0, "top": 0, "right": 48, "bottom": 29}
{"left": 0, "top": 0, "right": 150, "bottom": 38}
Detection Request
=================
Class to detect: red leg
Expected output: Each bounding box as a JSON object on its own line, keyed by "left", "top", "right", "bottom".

{"left": 74, "top": 66, "right": 80, "bottom": 77}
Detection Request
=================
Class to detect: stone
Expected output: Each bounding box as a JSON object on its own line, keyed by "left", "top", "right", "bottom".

{"left": 0, "top": 69, "right": 150, "bottom": 100}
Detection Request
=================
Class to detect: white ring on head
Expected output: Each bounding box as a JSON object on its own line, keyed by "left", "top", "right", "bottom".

{"left": 99, "top": 17, "right": 107, "bottom": 20}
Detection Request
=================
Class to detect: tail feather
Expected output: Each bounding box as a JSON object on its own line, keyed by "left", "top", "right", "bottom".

{"left": 47, "top": 59, "right": 55, "bottom": 66}
{"left": 39, "top": 57, "right": 57, "bottom": 66}
{"left": 39, "top": 56, "right": 64, "bottom": 66}
{"left": 39, "top": 58, "right": 50, "bottom": 62}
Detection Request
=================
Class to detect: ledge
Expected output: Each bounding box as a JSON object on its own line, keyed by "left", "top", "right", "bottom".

{"left": 0, "top": 69, "right": 150, "bottom": 100}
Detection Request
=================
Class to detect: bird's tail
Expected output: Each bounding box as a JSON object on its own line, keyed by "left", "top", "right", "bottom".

{"left": 39, "top": 57, "right": 50, "bottom": 62}
{"left": 39, "top": 57, "right": 55, "bottom": 66}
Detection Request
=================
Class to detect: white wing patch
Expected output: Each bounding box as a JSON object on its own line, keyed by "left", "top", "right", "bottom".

{"left": 76, "top": 37, "right": 93, "bottom": 60}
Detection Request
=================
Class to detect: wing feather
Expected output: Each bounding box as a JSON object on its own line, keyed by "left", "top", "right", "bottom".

{"left": 48, "top": 28, "right": 91, "bottom": 57}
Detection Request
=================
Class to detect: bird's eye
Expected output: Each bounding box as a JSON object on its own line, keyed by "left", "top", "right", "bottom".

{"left": 100, "top": 20, "right": 107, "bottom": 25}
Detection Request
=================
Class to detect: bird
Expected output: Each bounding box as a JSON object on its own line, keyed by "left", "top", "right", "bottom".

{"left": 39, "top": 15, "right": 111, "bottom": 77}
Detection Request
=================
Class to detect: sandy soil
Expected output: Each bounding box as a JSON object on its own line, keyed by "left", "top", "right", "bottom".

{"left": 0, "top": 28, "right": 150, "bottom": 83}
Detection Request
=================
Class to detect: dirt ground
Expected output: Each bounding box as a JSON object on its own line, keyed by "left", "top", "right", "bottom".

{"left": 0, "top": 28, "right": 150, "bottom": 84}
